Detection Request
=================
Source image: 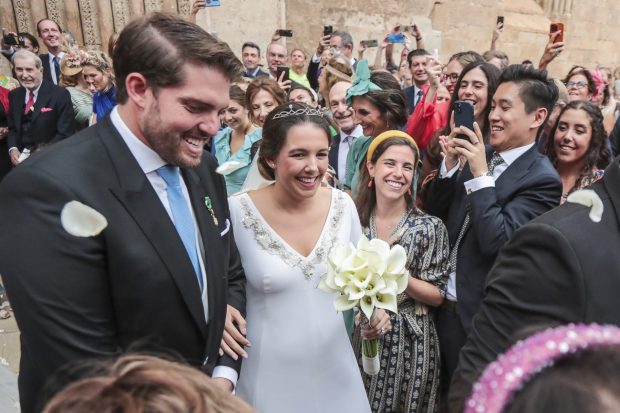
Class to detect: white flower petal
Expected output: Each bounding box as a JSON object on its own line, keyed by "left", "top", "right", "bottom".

{"left": 344, "top": 284, "right": 366, "bottom": 300}
{"left": 334, "top": 294, "right": 358, "bottom": 312}
{"left": 380, "top": 278, "right": 398, "bottom": 295}
{"left": 566, "top": 189, "right": 604, "bottom": 223}
{"left": 61, "top": 201, "right": 108, "bottom": 237}
{"left": 386, "top": 244, "right": 407, "bottom": 274}
{"left": 215, "top": 161, "right": 246, "bottom": 175}
{"left": 364, "top": 274, "right": 386, "bottom": 296}
{"left": 360, "top": 295, "right": 376, "bottom": 320}
{"left": 374, "top": 293, "right": 398, "bottom": 314}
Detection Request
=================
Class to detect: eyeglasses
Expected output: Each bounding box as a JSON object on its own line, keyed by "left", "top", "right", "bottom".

{"left": 566, "top": 80, "right": 587, "bottom": 89}
{"left": 445, "top": 73, "right": 459, "bottom": 82}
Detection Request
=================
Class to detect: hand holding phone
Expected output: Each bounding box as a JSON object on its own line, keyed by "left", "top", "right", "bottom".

{"left": 453, "top": 100, "right": 474, "bottom": 142}
{"left": 550, "top": 22, "right": 564, "bottom": 43}
{"left": 323, "top": 25, "right": 333, "bottom": 37}
{"left": 276, "top": 66, "right": 290, "bottom": 82}
{"left": 387, "top": 33, "right": 406, "bottom": 44}
{"left": 277, "top": 29, "right": 293, "bottom": 37}
{"left": 362, "top": 39, "right": 378, "bottom": 48}
{"left": 496, "top": 16, "right": 505, "bottom": 32}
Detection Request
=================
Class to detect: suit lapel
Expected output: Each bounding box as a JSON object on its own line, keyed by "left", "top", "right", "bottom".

{"left": 603, "top": 156, "right": 620, "bottom": 225}
{"left": 494, "top": 145, "right": 538, "bottom": 192}
{"left": 98, "top": 117, "right": 209, "bottom": 340}
{"left": 328, "top": 135, "right": 340, "bottom": 176}
{"left": 30, "top": 81, "right": 52, "bottom": 124}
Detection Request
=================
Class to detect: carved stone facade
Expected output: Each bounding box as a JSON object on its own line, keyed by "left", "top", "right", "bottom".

{"left": 1, "top": 0, "right": 618, "bottom": 78}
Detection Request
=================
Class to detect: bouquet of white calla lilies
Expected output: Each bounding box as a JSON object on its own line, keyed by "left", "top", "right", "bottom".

{"left": 319, "top": 235, "right": 409, "bottom": 375}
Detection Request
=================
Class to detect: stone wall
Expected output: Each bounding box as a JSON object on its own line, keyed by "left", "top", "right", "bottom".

{"left": 1, "top": 0, "right": 618, "bottom": 79}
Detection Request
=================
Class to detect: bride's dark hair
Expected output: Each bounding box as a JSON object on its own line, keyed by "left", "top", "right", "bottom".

{"left": 258, "top": 102, "right": 331, "bottom": 180}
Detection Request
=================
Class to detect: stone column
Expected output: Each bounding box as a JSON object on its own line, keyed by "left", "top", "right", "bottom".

{"left": 12, "top": 0, "right": 34, "bottom": 34}
{"left": 64, "top": 0, "right": 85, "bottom": 46}
{"left": 110, "top": 0, "right": 131, "bottom": 33}
{"left": 78, "top": 0, "right": 102, "bottom": 50}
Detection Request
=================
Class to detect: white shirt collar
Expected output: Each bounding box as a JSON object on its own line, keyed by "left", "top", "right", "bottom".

{"left": 109, "top": 107, "right": 167, "bottom": 174}
{"left": 497, "top": 143, "right": 535, "bottom": 166}
{"left": 339, "top": 124, "right": 363, "bottom": 142}
{"left": 24, "top": 82, "right": 43, "bottom": 103}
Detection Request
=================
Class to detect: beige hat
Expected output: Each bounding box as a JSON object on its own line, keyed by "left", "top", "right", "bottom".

{"left": 60, "top": 54, "right": 83, "bottom": 77}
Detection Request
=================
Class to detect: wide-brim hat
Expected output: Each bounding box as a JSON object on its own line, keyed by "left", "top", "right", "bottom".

{"left": 60, "top": 55, "right": 83, "bottom": 77}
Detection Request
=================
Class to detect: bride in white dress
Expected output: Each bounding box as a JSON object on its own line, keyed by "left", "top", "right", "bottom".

{"left": 226, "top": 103, "right": 384, "bottom": 413}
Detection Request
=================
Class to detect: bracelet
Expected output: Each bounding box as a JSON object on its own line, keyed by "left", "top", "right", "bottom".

{"left": 475, "top": 170, "right": 492, "bottom": 178}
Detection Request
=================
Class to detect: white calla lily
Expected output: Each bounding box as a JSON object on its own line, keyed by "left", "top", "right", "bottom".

{"left": 317, "top": 273, "right": 339, "bottom": 293}
{"left": 359, "top": 295, "right": 377, "bottom": 320}
{"left": 328, "top": 243, "right": 356, "bottom": 269}
{"left": 380, "top": 278, "right": 398, "bottom": 295}
{"left": 61, "top": 201, "right": 108, "bottom": 237}
{"left": 334, "top": 294, "right": 358, "bottom": 312}
{"left": 385, "top": 244, "right": 407, "bottom": 274}
{"left": 374, "top": 292, "right": 398, "bottom": 314}
{"left": 344, "top": 283, "right": 366, "bottom": 301}
{"left": 364, "top": 273, "right": 387, "bottom": 297}
{"left": 384, "top": 271, "right": 409, "bottom": 294}
{"left": 351, "top": 268, "right": 373, "bottom": 289}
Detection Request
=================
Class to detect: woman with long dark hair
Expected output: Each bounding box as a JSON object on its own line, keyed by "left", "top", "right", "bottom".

{"left": 545, "top": 100, "right": 611, "bottom": 203}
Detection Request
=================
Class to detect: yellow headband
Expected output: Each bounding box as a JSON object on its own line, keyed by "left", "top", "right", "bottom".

{"left": 367, "top": 130, "right": 419, "bottom": 161}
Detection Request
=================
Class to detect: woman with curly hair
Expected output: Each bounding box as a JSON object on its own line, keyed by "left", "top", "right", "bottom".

{"left": 545, "top": 100, "right": 611, "bottom": 203}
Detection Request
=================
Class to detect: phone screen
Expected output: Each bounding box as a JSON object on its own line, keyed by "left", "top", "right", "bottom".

{"left": 323, "top": 25, "right": 333, "bottom": 36}
{"left": 278, "top": 29, "right": 293, "bottom": 37}
{"left": 363, "top": 39, "right": 378, "bottom": 48}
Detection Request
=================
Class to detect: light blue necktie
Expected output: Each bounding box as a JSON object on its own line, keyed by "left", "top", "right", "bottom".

{"left": 157, "top": 165, "right": 204, "bottom": 291}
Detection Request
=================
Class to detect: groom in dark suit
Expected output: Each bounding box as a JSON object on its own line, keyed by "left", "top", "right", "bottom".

{"left": 424, "top": 64, "right": 562, "bottom": 393}
{"left": 0, "top": 13, "right": 246, "bottom": 413}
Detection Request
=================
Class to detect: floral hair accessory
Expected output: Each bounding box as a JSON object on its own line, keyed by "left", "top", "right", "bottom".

{"left": 345, "top": 59, "right": 382, "bottom": 106}
{"left": 466, "top": 323, "right": 620, "bottom": 413}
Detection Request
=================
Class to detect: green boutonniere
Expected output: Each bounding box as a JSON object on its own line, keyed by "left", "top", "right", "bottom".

{"left": 204, "top": 196, "right": 218, "bottom": 226}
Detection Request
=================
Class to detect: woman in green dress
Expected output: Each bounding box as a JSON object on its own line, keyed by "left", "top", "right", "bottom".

{"left": 353, "top": 130, "right": 449, "bottom": 412}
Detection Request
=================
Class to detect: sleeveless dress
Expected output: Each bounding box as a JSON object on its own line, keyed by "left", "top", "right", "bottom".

{"left": 229, "top": 189, "right": 371, "bottom": 413}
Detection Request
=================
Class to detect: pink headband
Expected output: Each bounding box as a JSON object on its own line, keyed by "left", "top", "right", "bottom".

{"left": 465, "top": 323, "right": 620, "bottom": 413}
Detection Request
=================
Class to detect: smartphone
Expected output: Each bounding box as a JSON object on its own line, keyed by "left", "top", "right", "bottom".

{"left": 550, "top": 22, "right": 564, "bottom": 43}
{"left": 3, "top": 35, "right": 18, "bottom": 46}
{"left": 323, "top": 25, "right": 333, "bottom": 37}
{"left": 453, "top": 100, "right": 474, "bottom": 141}
{"left": 277, "top": 29, "right": 293, "bottom": 37}
{"left": 362, "top": 39, "right": 378, "bottom": 48}
{"left": 402, "top": 25, "right": 412, "bottom": 33}
{"left": 497, "top": 16, "right": 505, "bottom": 31}
{"left": 276, "top": 66, "right": 290, "bottom": 82}
{"left": 387, "top": 33, "right": 406, "bottom": 44}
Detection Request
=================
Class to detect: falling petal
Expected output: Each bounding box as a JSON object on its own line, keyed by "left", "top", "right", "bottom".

{"left": 215, "top": 161, "right": 246, "bottom": 175}
{"left": 566, "top": 189, "right": 603, "bottom": 222}
{"left": 61, "top": 201, "right": 108, "bottom": 237}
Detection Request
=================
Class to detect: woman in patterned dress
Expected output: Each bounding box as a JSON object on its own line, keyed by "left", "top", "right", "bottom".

{"left": 544, "top": 100, "right": 611, "bottom": 204}
{"left": 353, "top": 130, "right": 450, "bottom": 412}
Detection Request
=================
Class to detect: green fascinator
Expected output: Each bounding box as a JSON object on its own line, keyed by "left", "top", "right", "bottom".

{"left": 345, "top": 59, "right": 382, "bottom": 106}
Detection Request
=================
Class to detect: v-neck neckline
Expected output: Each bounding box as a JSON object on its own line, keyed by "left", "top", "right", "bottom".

{"left": 242, "top": 189, "right": 335, "bottom": 259}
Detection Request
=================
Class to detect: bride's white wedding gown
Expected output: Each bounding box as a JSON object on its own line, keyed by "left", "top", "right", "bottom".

{"left": 229, "top": 189, "right": 371, "bottom": 413}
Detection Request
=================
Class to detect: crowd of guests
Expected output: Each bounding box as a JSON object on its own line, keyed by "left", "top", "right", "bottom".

{"left": 1, "top": 9, "right": 620, "bottom": 413}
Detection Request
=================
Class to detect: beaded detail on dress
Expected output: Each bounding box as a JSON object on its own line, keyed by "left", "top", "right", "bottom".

{"left": 239, "top": 190, "right": 346, "bottom": 280}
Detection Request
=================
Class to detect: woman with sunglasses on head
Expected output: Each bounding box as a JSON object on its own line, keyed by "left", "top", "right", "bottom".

{"left": 545, "top": 100, "right": 611, "bottom": 204}
{"left": 353, "top": 131, "right": 449, "bottom": 413}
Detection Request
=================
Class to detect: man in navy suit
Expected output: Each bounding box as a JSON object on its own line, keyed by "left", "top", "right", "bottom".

{"left": 0, "top": 13, "right": 246, "bottom": 412}
{"left": 36, "top": 18, "right": 64, "bottom": 85}
{"left": 423, "top": 64, "right": 562, "bottom": 392}
{"left": 403, "top": 49, "right": 431, "bottom": 115}
{"left": 7, "top": 49, "right": 74, "bottom": 165}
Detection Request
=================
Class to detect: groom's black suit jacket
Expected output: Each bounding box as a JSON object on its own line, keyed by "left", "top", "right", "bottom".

{"left": 0, "top": 115, "right": 246, "bottom": 412}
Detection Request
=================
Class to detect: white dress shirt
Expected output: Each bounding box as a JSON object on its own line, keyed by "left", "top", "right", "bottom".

{"left": 110, "top": 107, "right": 237, "bottom": 386}
{"left": 47, "top": 51, "right": 65, "bottom": 85}
{"left": 440, "top": 143, "right": 535, "bottom": 301}
{"left": 337, "top": 125, "right": 363, "bottom": 183}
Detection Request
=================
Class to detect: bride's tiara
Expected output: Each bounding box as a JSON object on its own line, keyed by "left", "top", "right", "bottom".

{"left": 272, "top": 104, "right": 324, "bottom": 120}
